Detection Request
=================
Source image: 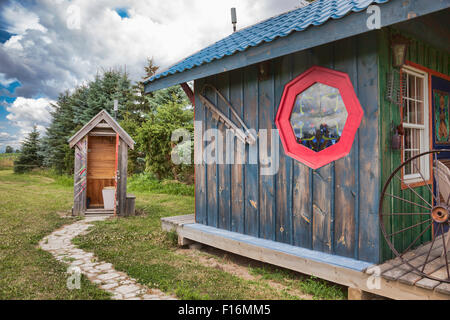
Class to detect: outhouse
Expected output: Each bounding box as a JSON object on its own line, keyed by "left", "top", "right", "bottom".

{"left": 145, "top": 0, "right": 450, "bottom": 297}
{"left": 68, "top": 110, "right": 135, "bottom": 216}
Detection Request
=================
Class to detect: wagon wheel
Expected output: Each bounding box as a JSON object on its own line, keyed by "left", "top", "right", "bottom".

{"left": 379, "top": 150, "right": 450, "bottom": 283}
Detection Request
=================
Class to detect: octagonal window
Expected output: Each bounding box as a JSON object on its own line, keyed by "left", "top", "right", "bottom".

{"left": 276, "top": 66, "right": 363, "bottom": 169}
{"left": 289, "top": 83, "right": 348, "bottom": 152}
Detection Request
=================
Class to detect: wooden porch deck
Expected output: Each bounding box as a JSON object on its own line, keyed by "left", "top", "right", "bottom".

{"left": 372, "top": 232, "right": 450, "bottom": 296}
{"left": 161, "top": 214, "right": 450, "bottom": 300}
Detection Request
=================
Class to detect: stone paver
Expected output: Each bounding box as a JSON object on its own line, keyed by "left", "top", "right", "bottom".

{"left": 39, "top": 215, "right": 176, "bottom": 300}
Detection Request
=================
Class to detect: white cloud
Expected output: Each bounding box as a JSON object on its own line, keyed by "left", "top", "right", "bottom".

{"left": 6, "top": 97, "right": 54, "bottom": 137}
{"left": 0, "top": 131, "right": 19, "bottom": 151}
{"left": 0, "top": 0, "right": 300, "bottom": 99}
{"left": 1, "top": 2, "right": 47, "bottom": 34}
{"left": 0, "top": 0, "right": 302, "bottom": 141}
{"left": 0, "top": 132, "right": 10, "bottom": 140}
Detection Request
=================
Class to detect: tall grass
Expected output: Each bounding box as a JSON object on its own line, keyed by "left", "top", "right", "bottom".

{"left": 0, "top": 153, "right": 19, "bottom": 170}
{"left": 28, "top": 169, "right": 74, "bottom": 187}
{"left": 128, "top": 173, "right": 194, "bottom": 196}
{"left": 14, "top": 169, "right": 193, "bottom": 195}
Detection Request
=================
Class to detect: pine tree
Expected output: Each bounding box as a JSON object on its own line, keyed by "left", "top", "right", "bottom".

{"left": 119, "top": 59, "right": 159, "bottom": 174}
{"left": 42, "top": 91, "right": 77, "bottom": 174}
{"left": 42, "top": 68, "right": 135, "bottom": 175}
{"left": 14, "top": 125, "right": 43, "bottom": 173}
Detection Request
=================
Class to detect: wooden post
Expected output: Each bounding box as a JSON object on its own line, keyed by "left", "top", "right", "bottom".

{"left": 181, "top": 82, "right": 195, "bottom": 105}
{"left": 73, "top": 136, "right": 87, "bottom": 216}
{"left": 114, "top": 133, "right": 119, "bottom": 217}
{"left": 125, "top": 194, "right": 136, "bottom": 216}
{"left": 117, "top": 138, "right": 128, "bottom": 216}
{"left": 348, "top": 287, "right": 373, "bottom": 300}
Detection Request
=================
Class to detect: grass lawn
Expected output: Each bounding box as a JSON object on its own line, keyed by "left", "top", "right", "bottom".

{"left": 0, "top": 168, "right": 346, "bottom": 300}
{"left": 0, "top": 169, "right": 110, "bottom": 299}
{"left": 74, "top": 188, "right": 346, "bottom": 300}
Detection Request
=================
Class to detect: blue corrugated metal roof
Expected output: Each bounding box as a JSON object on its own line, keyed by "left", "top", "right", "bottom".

{"left": 146, "top": 0, "right": 390, "bottom": 84}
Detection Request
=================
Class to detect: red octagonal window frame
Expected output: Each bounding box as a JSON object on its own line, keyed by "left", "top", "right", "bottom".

{"left": 275, "top": 66, "right": 364, "bottom": 169}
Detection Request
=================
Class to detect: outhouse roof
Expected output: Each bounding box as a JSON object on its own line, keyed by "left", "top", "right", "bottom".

{"left": 68, "top": 110, "right": 135, "bottom": 150}
{"left": 144, "top": 0, "right": 448, "bottom": 93}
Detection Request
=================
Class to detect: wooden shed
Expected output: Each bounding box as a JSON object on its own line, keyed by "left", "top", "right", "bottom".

{"left": 146, "top": 0, "right": 450, "bottom": 299}
{"left": 68, "top": 110, "right": 135, "bottom": 216}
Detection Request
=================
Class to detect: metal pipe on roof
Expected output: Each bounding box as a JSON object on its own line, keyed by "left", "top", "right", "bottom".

{"left": 231, "top": 8, "right": 237, "bottom": 32}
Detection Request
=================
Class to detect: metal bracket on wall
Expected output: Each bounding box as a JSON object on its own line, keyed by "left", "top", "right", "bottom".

{"left": 385, "top": 69, "right": 406, "bottom": 107}
{"left": 198, "top": 84, "right": 257, "bottom": 145}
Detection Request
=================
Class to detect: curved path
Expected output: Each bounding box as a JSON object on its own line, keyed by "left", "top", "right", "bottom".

{"left": 39, "top": 215, "right": 175, "bottom": 300}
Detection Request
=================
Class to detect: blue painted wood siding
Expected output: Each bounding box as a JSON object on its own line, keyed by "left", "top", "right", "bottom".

{"left": 194, "top": 32, "right": 380, "bottom": 263}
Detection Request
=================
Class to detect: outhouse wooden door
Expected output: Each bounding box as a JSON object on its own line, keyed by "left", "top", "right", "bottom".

{"left": 86, "top": 136, "right": 116, "bottom": 208}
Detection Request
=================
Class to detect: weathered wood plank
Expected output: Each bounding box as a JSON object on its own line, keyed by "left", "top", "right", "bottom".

{"left": 311, "top": 43, "right": 334, "bottom": 254}
{"left": 205, "top": 76, "right": 218, "bottom": 228}
{"left": 398, "top": 251, "right": 447, "bottom": 286}
{"left": 334, "top": 36, "right": 357, "bottom": 258}
{"left": 73, "top": 136, "right": 88, "bottom": 216}
{"left": 194, "top": 78, "right": 207, "bottom": 225}
{"left": 258, "top": 60, "right": 276, "bottom": 240}
{"left": 291, "top": 49, "right": 314, "bottom": 249}
{"left": 382, "top": 246, "right": 443, "bottom": 281}
{"left": 274, "top": 55, "right": 293, "bottom": 245}
{"left": 423, "top": 261, "right": 450, "bottom": 286}
{"left": 243, "top": 65, "right": 259, "bottom": 237}
{"left": 216, "top": 72, "right": 231, "bottom": 230}
{"left": 312, "top": 165, "right": 332, "bottom": 253}
{"left": 356, "top": 32, "right": 379, "bottom": 263}
{"left": 229, "top": 69, "right": 245, "bottom": 233}
{"left": 435, "top": 282, "right": 450, "bottom": 295}
{"left": 414, "top": 277, "right": 441, "bottom": 290}
{"left": 378, "top": 28, "right": 394, "bottom": 262}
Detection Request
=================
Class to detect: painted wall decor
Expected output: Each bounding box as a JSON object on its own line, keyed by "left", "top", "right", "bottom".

{"left": 276, "top": 66, "right": 364, "bottom": 169}
{"left": 433, "top": 83, "right": 450, "bottom": 145}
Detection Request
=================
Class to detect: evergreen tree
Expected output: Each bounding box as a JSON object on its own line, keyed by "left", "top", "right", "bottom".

{"left": 120, "top": 58, "right": 159, "bottom": 174}
{"left": 5, "top": 146, "right": 13, "bottom": 153}
{"left": 123, "top": 58, "right": 159, "bottom": 124}
{"left": 75, "top": 69, "right": 134, "bottom": 125}
{"left": 136, "top": 100, "right": 193, "bottom": 182}
{"left": 42, "top": 91, "right": 77, "bottom": 174}
{"left": 14, "top": 126, "right": 43, "bottom": 173}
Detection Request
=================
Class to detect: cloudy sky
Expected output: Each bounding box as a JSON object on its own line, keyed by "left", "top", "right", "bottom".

{"left": 0, "top": 0, "right": 304, "bottom": 151}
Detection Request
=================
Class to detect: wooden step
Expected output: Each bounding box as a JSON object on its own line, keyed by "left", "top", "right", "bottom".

{"left": 85, "top": 209, "right": 114, "bottom": 215}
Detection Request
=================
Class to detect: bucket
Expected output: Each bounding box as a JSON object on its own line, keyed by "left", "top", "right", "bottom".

{"left": 102, "top": 187, "right": 115, "bottom": 210}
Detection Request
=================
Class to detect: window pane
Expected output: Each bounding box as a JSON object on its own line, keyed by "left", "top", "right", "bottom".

{"left": 412, "top": 129, "right": 421, "bottom": 173}
{"left": 290, "top": 83, "right": 348, "bottom": 152}
{"left": 416, "top": 76, "right": 423, "bottom": 102}
{"left": 409, "top": 73, "right": 416, "bottom": 100}
{"left": 403, "top": 98, "right": 408, "bottom": 122}
{"left": 404, "top": 127, "right": 422, "bottom": 176}
{"left": 404, "top": 128, "right": 411, "bottom": 150}
{"left": 417, "top": 101, "right": 424, "bottom": 125}
{"left": 404, "top": 150, "right": 412, "bottom": 175}
{"left": 410, "top": 99, "right": 417, "bottom": 124}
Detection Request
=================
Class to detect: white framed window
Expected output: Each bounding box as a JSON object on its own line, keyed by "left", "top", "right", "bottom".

{"left": 401, "top": 65, "right": 430, "bottom": 184}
